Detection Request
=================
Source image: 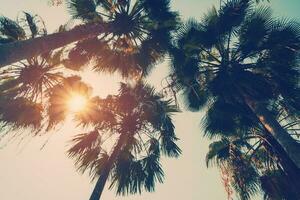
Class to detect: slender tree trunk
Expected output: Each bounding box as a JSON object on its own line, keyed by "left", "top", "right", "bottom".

{"left": 0, "top": 22, "right": 108, "bottom": 68}
{"left": 265, "top": 133, "right": 300, "bottom": 176}
{"left": 243, "top": 95, "right": 300, "bottom": 169}
{"left": 265, "top": 134, "right": 300, "bottom": 198}
{"left": 89, "top": 134, "right": 126, "bottom": 200}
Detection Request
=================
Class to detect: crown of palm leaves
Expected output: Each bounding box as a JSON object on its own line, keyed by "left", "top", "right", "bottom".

{"left": 65, "top": 0, "right": 179, "bottom": 77}
{"left": 169, "top": 0, "right": 300, "bottom": 113}
{"left": 0, "top": 13, "right": 69, "bottom": 130}
{"left": 0, "top": 13, "right": 65, "bottom": 103}
{"left": 66, "top": 81, "right": 181, "bottom": 195}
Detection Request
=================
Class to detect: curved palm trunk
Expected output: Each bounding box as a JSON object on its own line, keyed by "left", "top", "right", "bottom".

{"left": 244, "top": 95, "right": 300, "bottom": 169}
{"left": 89, "top": 134, "right": 126, "bottom": 200}
{"left": 0, "top": 22, "right": 108, "bottom": 68}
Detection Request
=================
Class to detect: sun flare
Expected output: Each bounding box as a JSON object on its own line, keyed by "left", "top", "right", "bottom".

{"left": 68, "top": 94, "right": 87, "bottom": 112}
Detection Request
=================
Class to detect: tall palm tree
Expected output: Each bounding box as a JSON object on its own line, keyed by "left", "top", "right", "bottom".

{"left": 64, "top": 82, "right": 181, "bottom": 200}
{"left": 206, "top": 131, "right": 300, "bottom": 199}
{"left": 168, "top": 0, "right": 300, "bottom": 168}
{"left": 205, "top": 100, "right": 300, "bottom": 199}
{"left": 0, "top": 0, "right": 178, "bottom": 70}
{"left": 0, "top": 13, "right": 67, "bottom": 132}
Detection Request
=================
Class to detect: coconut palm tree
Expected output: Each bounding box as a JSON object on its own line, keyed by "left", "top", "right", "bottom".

{"left": 64, "top": 82, "right": 181, "bottom": 200}
{"left": 168, "top": 0, "right": 300, "bottom": 168}
{"left": 0, "top": 0, "right": 178, "bottom": 71}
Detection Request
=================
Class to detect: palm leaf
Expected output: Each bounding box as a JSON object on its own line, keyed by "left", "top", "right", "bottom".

{"left": 0, "top": 16, "right": 26, "bottom": 41}
{"left": 68, "top": 0, "right": 100, "bottom": 22}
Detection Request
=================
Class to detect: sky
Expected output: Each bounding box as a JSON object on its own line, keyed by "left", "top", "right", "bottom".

{"left": 0, "top": 0, "right": 299, "bottom": 200}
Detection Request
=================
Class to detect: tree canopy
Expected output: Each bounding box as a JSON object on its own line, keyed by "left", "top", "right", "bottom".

{"left": 0, "top": 0, "right": 299, "bottom": 200}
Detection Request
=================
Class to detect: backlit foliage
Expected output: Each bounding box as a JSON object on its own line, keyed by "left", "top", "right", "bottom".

{"left": 68, "top": 82, "right": 181, "bottom": 195}
{"left": 64, "top": 0, "right": 179, "bottom": 77}
{"left": 0, "top": 13, "right": 67, "bottom": 130}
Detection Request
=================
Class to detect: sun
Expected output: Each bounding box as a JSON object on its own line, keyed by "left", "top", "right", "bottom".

{"left": 68, "top": 94, "right": 87, "bottom": 112}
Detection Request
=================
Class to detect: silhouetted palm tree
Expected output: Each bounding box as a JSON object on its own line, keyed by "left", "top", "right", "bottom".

{"left": 0, "top": 13, "right": 67, "bottom": 132}
{"left": 168, "top": 0, "right": 300, "bottom": 168}
{"left": 65, "top": 82, "right": 181, "bottom": 200}
{"left": 206, "top": 121, "right": 300, "bottom": 199}
{"left": 63, "top": 0, "right": 178, "bottom": 77}
{"left": 0, "top": 13, "right": 64, "bottom": 102}
{"left": 204, "top": 99, "right": 300, "bottom": 199}
{"left": 0, "top": 0, "right": 178, "bottom": 71}
{"left": 205, "top": 103, "right": 300, "bottom": 199}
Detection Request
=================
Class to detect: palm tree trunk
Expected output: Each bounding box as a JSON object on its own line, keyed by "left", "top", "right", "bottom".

{"left": 265, "top": 134, "right": 300, "bottom": 198}
{"left": 89, "top": 163, "right": 111, "bottom": 200}
{"left": 265, "top": 133, "right": 300, "bottom": 176}
{"left": 0, "top": 22, "right": 108, "bottom": 68}
{"left": 89, "top": 134, "right": 126, "bottom": 200}
{"left": 243, "top": 95, "right": 300, "bottom": 169}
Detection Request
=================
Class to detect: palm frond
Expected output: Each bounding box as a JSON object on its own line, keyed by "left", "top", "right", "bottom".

{"left": 0, "top": 16, "right": 26, "bottom": 41}
{"left": 23, "top": 12, "right": 39, "bottom": 38}
{"left": 206, "top": 138, "right": 230, "bottom": 167}
{"left": 0, "top": 97, "right": 43, "bottom": 129}
{"left": 218, "top": 0, "right": 252, "bottom": 35}
{"left": 142, "top": 153, "right": 164, "bottom": 192}
{"left": 68, "top": 0, "right": 100, "bottom": 22}
{"left": 237, "top": 6, "right": 273, "bottom": 57}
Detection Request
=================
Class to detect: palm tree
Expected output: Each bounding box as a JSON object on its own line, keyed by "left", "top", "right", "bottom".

{"left": 0, "top": 13, "right": 65, "bottom": 102}
{"left": 204, "top": 103, "right": 300, "bottom": 199}
{"left": 168, "top": 0, "right": 300, "bottom": 168}
{"left": 0, "top": 0, "right": 178, "bottom": 70}
{"left": 205, "top": 99, "right": 300, "bottom": 199}
{"left": 63, "top": 0, "right": 178, "bottom": 77}
{"left": 206, "top": 125, "right": 300, "bottom": 199}
{"left": 0, "top": 13, "right": 67, "bottom": 133}
{"left": 64, "top": 82, "right": 181, "bottom": 200}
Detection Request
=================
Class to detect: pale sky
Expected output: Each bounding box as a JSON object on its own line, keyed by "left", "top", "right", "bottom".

{"left": 0, "top": 1, "right": 299, "bottom": 200}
